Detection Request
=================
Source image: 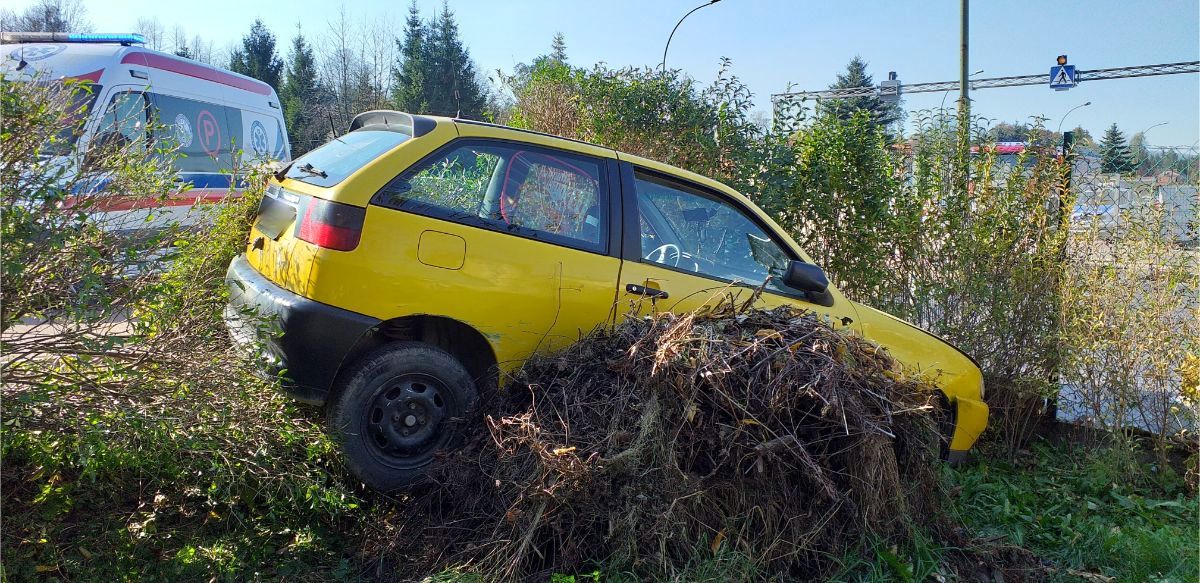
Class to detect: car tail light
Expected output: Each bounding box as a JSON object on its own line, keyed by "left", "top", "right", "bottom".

{"left": 296, "top": 197, "right": 365, "bottom": 251}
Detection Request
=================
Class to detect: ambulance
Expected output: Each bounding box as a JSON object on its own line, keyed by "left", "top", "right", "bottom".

{"left": 0, "top": 32, "right": 291, "bottom": 230}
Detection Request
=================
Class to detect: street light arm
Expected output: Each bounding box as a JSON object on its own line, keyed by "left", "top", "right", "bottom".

{"left": 1137, "top": 121, "right": 1168, "bottom": 137}
{"left": 661, "top": 0, "right": 721, "bottom": 74}
{"left": 1057, "top": 101, "right": 1091, "bottom": 134}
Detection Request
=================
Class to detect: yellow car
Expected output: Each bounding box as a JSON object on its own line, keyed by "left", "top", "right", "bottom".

{"left": 225, "top": 111, "right": 988, "bottom": 491}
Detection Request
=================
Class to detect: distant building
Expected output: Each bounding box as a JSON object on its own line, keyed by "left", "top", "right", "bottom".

{"left": 1073, "top": 157, "right": 1198, "bottom": 244}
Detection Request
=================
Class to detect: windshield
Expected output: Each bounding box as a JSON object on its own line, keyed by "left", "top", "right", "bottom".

{"left": 285, "top": 130, "right": 410, "bottom": 187}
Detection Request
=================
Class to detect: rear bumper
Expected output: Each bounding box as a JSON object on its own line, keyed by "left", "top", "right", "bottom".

{"left": 224, "top": 254, "right": 379, "bottom": 405}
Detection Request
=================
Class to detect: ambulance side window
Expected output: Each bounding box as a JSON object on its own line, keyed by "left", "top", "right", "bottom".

{"left": 223, "top": 108, "right": 244, "bottom": 159}
{"left": 148, "top": 93, "right": 235, "bottom": 175}
{"left": 93, "top": 91, "right": 148, "bottom": 151}
{"left": 46, "top": 83, "right": 102, "bottom": 157}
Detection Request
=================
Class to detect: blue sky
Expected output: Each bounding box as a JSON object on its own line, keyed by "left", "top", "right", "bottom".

{"left": 18, "top": 0, "right": 1200, "bottom": 146}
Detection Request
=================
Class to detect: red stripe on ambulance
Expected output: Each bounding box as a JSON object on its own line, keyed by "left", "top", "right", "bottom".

{"left": 120, "top": 52, "right": 272, "bottom": 96}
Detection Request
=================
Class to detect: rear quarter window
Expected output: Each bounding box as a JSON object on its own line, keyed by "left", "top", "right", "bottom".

{"left": 373, "top": 139, "right": 609, "bottom": 253}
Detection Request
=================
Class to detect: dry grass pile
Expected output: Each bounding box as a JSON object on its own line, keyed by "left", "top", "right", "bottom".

{"left": 383, "top": 301, "right": 956, "bottom": 580}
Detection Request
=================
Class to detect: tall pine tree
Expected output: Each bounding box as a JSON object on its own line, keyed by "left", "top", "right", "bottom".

{"left": 821, "top": 56, "right": 900, "bottom": 132}
{"left": 392, "top": 1, "right": 428, "bottom": 113}
{"left": 550, "top": 32, "right": 567, "bottom": 64}
{"left": 1100, "top": 123, "right": 1134, "bottom": 173}
{"left": 229, "top": 20, "right": 283, "bottom": 94}
{"left": 281, "top": 29, "right": 326, "bottom": 156}
{"left": 391, "top": 1, "right": 486, "bottom": 119}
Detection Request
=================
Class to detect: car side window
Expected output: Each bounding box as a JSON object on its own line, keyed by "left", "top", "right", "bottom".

{"left": 501, "top": 151, "right": 602, "bottom": 243}
{"left": 376, "top": 140, "right": 607, "bottom": 252}
{"left": 391, "top": 145, "right": 502, "bottom": 216}
{"left": 634, "top": 172, "right": 793, "bottom": 293}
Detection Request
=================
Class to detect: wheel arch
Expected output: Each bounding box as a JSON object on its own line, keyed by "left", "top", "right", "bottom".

{"left": 336, "top": 314, "right": 500, "bottom": 398}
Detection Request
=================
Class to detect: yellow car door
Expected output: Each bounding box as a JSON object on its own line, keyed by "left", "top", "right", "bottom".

{"left": 614, "top": 161, "right": 859, "bottom": 330}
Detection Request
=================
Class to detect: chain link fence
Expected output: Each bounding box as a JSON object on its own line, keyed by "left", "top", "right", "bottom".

{"left": 1058, "top": 141, "right": 1199, "bottom": 437}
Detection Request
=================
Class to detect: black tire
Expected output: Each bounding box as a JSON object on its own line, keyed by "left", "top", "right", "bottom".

{"left": 328, "top": 342, "right": 478, "bottom": 491}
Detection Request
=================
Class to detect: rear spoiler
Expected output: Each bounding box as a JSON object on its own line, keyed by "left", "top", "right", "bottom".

{"left": 348, "top": 111, "right": 437, "bottom": 138}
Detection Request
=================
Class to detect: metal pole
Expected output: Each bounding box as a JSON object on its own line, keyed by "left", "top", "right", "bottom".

{"left": 772, "top": 61, "right": 1200, "bottom": 103}
{"left": 956, "top": 0, "right": 971, "bottom": 194}
{"left": 1138, "top": 121, "right": 1168, "bottom": 139}
{"left": 959, "top": 0, "right": 969, "bottom": 119}
{"left": 1048, "top": 128, "right": 1077, "bottom": 422}
{"left": 1062, "top": 131, "right": 1077, "bottom": 200}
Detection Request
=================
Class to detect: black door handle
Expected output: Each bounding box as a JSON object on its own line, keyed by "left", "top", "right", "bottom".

{"left": 626, "top": 283, "right": 668, "bottom": 299}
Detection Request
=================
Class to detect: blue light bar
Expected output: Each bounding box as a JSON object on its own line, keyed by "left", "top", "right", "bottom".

{"left": 66, "top": 33, "right": 146, "bottom": 44}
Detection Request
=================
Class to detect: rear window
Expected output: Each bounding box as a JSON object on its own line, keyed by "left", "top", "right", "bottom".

{"left": 285, "top": 130, "right": 409, "bottom": 187}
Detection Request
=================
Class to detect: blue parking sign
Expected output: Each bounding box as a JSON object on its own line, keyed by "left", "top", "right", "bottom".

{"left": 1050, "top": 65, "right": 1077, "bottom": 90}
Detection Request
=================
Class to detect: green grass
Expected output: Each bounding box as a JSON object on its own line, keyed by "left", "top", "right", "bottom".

{"left": 1, "top": 379, "right": 369, "bottom": 582}
{"left": 943, "top": 440, "right": 1198, "bottom": 583}
{"left": 4, "top": 390, "right": 1196, "bottom": 583}
{"left": 828, "top": 531, "right": 945, "bottom": 583}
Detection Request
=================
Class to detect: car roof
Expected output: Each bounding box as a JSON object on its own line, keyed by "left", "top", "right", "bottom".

{"left": 453, "top": 118, "right": 608, "bottom": 150}
{"left": 445, "top": 117, "right": 748, "bottom": 203}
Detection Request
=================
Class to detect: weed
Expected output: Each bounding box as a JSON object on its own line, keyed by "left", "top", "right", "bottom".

{"left": 946, "top": 440, "right": 1199, "bottom": 582}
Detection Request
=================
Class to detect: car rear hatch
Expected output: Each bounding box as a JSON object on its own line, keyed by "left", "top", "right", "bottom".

{"left": 244, "top": 182, "right": 320, "bottom": 295}
{"left": 242, "top": 113, "right": 445, "bottom": 295}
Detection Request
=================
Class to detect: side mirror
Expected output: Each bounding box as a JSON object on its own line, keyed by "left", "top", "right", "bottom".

{"left": 783, "top": 260, "right": 829, "bottom": 293}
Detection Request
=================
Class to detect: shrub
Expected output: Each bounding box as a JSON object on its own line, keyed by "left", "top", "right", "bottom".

{"left": 1059, "top": 160, "right": 1199, "bottom": 460}
{"left": 1, "top": 74, "right": 363, "bottom": 581}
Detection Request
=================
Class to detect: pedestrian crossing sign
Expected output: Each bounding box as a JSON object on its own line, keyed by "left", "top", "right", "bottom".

{"left": 1050, "top": 65, "right": 1077, "bottom": 90}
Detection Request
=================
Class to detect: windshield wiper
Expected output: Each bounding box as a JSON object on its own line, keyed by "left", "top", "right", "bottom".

{"left": 295, "top": 162, "right": 328, "bottom": 179}
{"left": 274, "top": 160, "right": 296, "bottom": 181}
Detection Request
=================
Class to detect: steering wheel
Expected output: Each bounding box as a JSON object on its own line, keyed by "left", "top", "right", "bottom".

{"left": 645, "top": 243, "right": 682, "bottom": 267}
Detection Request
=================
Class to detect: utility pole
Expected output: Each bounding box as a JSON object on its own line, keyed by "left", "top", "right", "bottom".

{"left": 959, "top": 0, "right": 970, "bottom": 120}
{"left": 957, "top": 0, "right": 971, "bottom": 191}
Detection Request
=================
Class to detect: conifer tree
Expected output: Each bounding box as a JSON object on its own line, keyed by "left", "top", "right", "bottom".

{"left": 821, "top": 56, "right": 900, "bottom": 132}
{"left": 1100, "top": 123, "right": 1134, "bottom": 173}
{"left": 229, "top": 20, "right": 283, "bottom": 94}
{"left": 391, "top": 1, "right": 487, "bottom": 118}
{"left": 392, "top": 1, "right": 428, "bottom": 113}
{"left": 550, "top": 32, "right": 567, "bottom": 64}
{"left": 281, "top": 30, "right": 325, "bottom": 155}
